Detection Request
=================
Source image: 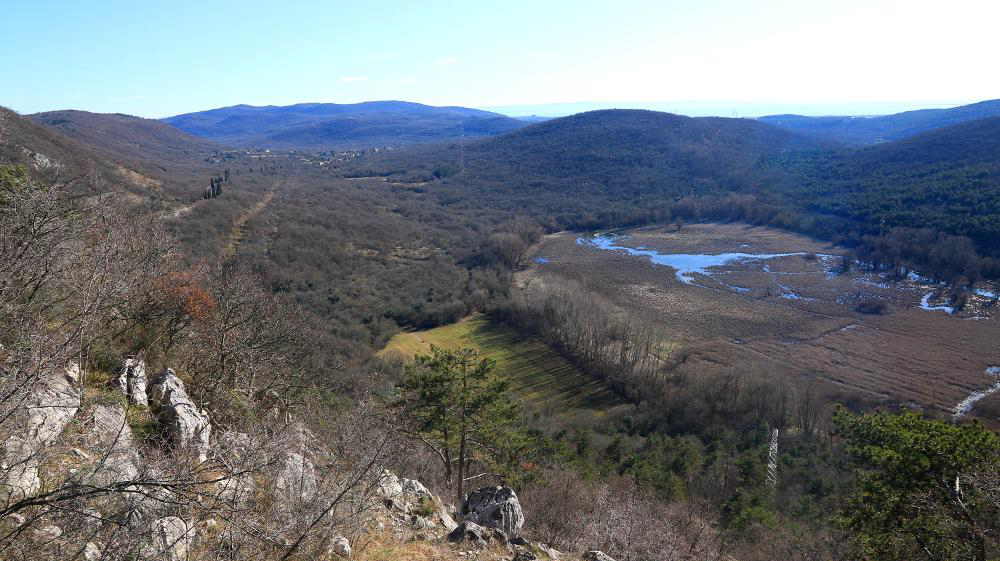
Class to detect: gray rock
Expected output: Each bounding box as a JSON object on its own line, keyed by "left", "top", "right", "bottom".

{"left": 2, "top": 363, "right": 80, "bottom": 497}
{"left": 150, "top": 517, "right": 194, "bottom": 561}
{"left": 114, "top": 358, "right": 149, "bottom": 407}
{"left": 87, "top": 404, "right": 140, "bottom": 484}
{"left": 148, "top": 369, "right": 211, "bottom": 463}
{"left": 513, "top": 547, "right": 538, "bottom": 561}
{"left": 448, "top": 521, "right": 492, "bottom": 548}
{"left": 463, "top": 486, "right": 524, "bottom": 538}
{"left": 33, "top": 525, "right": 62, "bottom": 540}
{"left": 329, "top": 535, "right": 351, "bottom": 558}
{"left": 583, "top": 552, "right": 616, "bottom": 561}
{"left": 539, "top": 543, "right": 562, "bottom": 560}
{"left": 275, "top": 452, "right": 317, "bottom": 502}
{"left": 83, "top": 542, "right": 102, "bottom": 561}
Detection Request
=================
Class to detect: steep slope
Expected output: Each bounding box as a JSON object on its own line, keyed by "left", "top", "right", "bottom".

{"left": 767, "top": 116, "right": 1000, "bottom": 248}
{"left": 163, "top": 101, "right": 528, "bottom": 149}
{"left": 0, "top": 106, "right": 115, "bottom": 179}
{"left": 26, "top": 109, "right": 225, "bottom": 201}
{"left": 759, "top": 98, "right": 1000, "bottom": 145}
{"left": 31, "top": 110, "right": 222, "bottom": 165}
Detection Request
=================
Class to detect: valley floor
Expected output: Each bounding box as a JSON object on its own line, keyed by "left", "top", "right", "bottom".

{"left": 521, "top": 223, "right": 1000, "bottom": 423}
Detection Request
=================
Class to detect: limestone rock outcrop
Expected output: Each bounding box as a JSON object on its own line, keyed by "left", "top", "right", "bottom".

{"left": 583, "top": 552, "right": 616, "bottom": 561}
{"left": 86, "top": 404, "right": 140, "bottom": 484}
{"left": 113, "top": 357, "right": 149, "bottom": 407}
{"left": 462, "top": 485, "right": 525, "bottom": 538}
{"left": 275, "top": 451, "right": 318, "bottom": 502}
{"left": 377, "top": 470, "right": 458, "bottom": 532}
{"left": 149, "top": 516, "right": 195, "bottom": 561}
{"left": 148, "top": 369, "right": 211, "bottom": 463}
{"left": 2, "top": 363, "right": 81, "bottom": 497}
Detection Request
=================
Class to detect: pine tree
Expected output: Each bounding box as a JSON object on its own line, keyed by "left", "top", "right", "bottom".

{"left": 835, "top": 408, "right": 1000, "bottom": 561}
{"left": 400, "top": 346, "right": 526, "bottom": 510}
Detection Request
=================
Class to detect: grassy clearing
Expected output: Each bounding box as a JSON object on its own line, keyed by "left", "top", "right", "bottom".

{"left": 379, "top": 314, "right": 619, "bottom": 419}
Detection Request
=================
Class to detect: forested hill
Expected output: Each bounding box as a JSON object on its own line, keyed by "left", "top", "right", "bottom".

{"left": 352, "top": 109, "right": 820, "bottom": 198}
{"left": 767, "top": 116, "right": 1000, "bottom": 250}
{"left": 163, "top": 101, "right": 528, "bottom": 150}
{"left": 759, "top": 98, "right": 1000, "bottom": 145}
{"left": 21, "top": 109, "right": 228, "bottom": 204}
{"left": 30, "top": 110, "right": 222, "bottom": 165}
{"left": 0, "top": 106, "right": 117, "bottom": 181}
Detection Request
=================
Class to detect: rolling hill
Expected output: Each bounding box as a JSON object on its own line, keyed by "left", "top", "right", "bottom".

{"left": 163, "top": 101, "right": 529, "bottom": 150}
{"left": 349, "top": 109, "right": 820, "bottom": 198}
{"left": 0, "top": 106, "right": 120, "bottom": 181}
{"left": 759, "top": 98, "right": 1000, "bottom": 145}
{"left": 766, "top": 116, "right": 1000, "bottom": 249}
{"left": 30, "top": 110, "right": 222, "bottom": 165}
{"left": 24, "top": 109, "right": 225, "bottom": 202}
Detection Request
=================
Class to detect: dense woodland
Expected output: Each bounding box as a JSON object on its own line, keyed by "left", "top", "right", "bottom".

{"left": 347, "top": 109, "right": 1000, "bottom": 284}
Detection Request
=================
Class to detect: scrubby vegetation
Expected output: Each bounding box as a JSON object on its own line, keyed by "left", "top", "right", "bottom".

{"left": 6, "top": 97, "right": 1000, "bottom": 561}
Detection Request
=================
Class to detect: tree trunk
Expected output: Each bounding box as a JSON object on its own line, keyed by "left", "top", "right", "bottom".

{"left": 457, "top": 429, "right": 467, "bottom": 520}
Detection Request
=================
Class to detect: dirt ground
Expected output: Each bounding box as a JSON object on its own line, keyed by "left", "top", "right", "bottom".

{"left": 521, "top": 223, "right": 1000, "bottom": 421}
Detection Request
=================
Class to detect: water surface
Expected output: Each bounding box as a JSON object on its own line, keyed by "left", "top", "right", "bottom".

{"left": 579, "top": 235, "right": 817, "bottom": 285}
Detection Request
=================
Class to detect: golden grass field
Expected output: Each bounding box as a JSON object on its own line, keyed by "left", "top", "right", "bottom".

{"left": 521, "top": 223, "right": 1000, "bottom": 421}
{"left": 379, "top": 314, "right": 620, "bottom": 425}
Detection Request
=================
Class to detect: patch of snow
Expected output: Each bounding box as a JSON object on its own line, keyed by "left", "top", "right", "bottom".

{"left": 953, "top": 367, "right": 1000, "bottom": 419}
{"left": 920, "top": 292, "right": 954, "bottom": 314}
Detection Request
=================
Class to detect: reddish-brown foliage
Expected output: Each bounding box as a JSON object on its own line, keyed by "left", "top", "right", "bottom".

{"left": 155, "top": 271, "right": 216, "bottom": 321}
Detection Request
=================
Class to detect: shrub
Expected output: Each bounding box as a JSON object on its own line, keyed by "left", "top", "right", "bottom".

{"left": 854, "top": 300, "right": 894, "bottom": 315}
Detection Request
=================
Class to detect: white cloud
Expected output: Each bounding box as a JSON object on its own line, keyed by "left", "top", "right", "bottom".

{"left": 338, "top": 76, "right": 368, "bottom": 83}
{"left": 434, "top": 57, "right": 459, "bottom": 66}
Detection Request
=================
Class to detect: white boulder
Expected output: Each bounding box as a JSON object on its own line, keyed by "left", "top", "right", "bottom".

{"left": 148, "top": 369, "right": 211, "bottom": 463}
{"left": 113, "top": 357, "right": 148, "bottom": 406}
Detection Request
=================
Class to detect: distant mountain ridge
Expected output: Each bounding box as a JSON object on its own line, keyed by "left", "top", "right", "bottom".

{"left": 758, "top": 99, "right": 1000, "bottom": 145}
{"left": 163, "top": 101, "right": 530, "bottom": 150}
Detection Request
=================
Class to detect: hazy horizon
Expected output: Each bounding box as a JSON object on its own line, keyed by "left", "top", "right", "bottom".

{"left": 10, "top": 98, "right": 986, "bottom": 121}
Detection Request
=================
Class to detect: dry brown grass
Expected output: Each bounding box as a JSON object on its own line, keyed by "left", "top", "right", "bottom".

{"left": 526, "top": 223, "right": 1000, "bottom": 420}
{"left": 352, "top": 531, "right": 512, "bottom": 561}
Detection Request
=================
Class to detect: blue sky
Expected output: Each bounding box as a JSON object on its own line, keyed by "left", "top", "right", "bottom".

{"left": 4, "top": 0, "right": 998, "bottom": 118}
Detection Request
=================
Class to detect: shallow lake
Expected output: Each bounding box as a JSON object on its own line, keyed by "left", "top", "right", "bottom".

{"left": 578, "top": 235, "right": 825, "bottom": 285}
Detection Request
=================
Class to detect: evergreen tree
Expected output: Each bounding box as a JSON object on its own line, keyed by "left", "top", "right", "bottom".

{"left": 400, "top": 346, "right": 526, "bottom": 509}
{"left": 835, "top": 408, "right": 1000, "bottom": 561}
